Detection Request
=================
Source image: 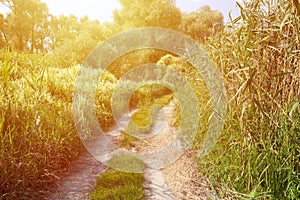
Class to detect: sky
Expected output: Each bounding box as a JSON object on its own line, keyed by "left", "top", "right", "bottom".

{"left": 0, "top": 0, "right": 245, "bottom": 23}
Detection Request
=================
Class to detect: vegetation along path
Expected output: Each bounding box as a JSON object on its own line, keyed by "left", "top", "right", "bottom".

{"left": 46, "top": 99, "right": 218, "bottom": 199}
{"left": 140, "top": 100, "right": 218, "bottom": 200}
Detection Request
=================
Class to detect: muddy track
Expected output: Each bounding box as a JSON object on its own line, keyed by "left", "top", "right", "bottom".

{"left": 45, "top": 151, "right": 107, "bottom": 200}
{"left": 141, "top": 101, "right": 218, "bottom": 200}
{"left": 45, "top": 101, "right": 217, "bottom": 199}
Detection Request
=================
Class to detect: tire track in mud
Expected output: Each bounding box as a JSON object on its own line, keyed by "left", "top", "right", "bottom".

{"left": 45, "top": 151, "right": 107, "bottom": 200}
{"left": 46, "top": 100, "right": 217, "bottom": 200}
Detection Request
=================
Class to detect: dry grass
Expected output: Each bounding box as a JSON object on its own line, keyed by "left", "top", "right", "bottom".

{"left": 0, "top": 51, "right": 118, "bottom": 199}
{"left": 197, "top": 0, "right": 300, "bottom": 199}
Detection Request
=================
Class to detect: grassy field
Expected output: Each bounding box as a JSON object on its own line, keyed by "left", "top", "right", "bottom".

{"left": 1, "top": 0, "right": 299, "bottom": 199}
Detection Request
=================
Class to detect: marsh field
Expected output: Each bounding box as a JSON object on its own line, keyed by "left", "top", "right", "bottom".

{"left": 0, "top": 0, "right": 299, "bottom": 199}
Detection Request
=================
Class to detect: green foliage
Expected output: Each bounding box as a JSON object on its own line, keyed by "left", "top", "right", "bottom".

{"left": 0, "top": 51, "right": 84, "bottom": 199}
{"left": 158, "top": 54, "right": 212, "bottom": 146}
{"left": 114, "top": 0, "right": 182, "bottom": 30}
{"left": 106, "top": 154, "right": 146, "bottom": 173}
{"left": 45, "top": 66, "right": 79, "bottom": 103}
{"left": 120, "top": 93, "right": 173, "bottom": 149}
{"left": 0, "top": 51, "right": 117, "bottom": 198}
{"left": 67, "top": 66, "right": 117, "bottom": 139}
{"left": 0, "top": 0, "right": 225, "bottom": 65}
{"left": 95, "top": 70, "right": 117, "bottom": 132}
{"left": 0, "top": 0, "right": 49, "bottom": 51}
{"left": 196, "top": 0, "right": 300, "bottom": 198}
{"left": 50, "top": 16, "right": 105, "bottom": 67}
{"left": 129, "top": 94, "right": 173, "bottom": 129}
{"left": 108, "top": 49, "right": 171, "bottom": 79}
{"left": 130, "top": 83, "right": 172, "bottom": 109}
{"left": 182, "top": 5, "right": 224, "bottom": 42}
{"left": 90, "top": 169, "right": 144, "bottom": 200}
{"left": 2, "top": 0, "right": 299, "bottom": 199}
{"left": 91, "top": 95, "right": 174, "bottom": 200}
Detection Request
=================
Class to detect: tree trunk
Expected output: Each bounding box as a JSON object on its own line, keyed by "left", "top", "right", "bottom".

{"left": 31, "top": 24, "right": 34, "bottom": 52}
{"left": 17, "top": 32, "right": 23, "bottom": 51}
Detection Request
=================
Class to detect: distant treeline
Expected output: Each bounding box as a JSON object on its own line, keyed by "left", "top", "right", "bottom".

{"left": 0, "top": 0, "right": 223, "bottom": 66}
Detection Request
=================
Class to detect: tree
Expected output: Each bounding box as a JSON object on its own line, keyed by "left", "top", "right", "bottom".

{"left": 27, "top": 0, "right": 49, "bottom": 52}
{"left": 0, "top": 13, "right": 10, "bottom": 49}
{"left": 113, "top": 0, "right": 182, "bottom": 30}
{"left": 106, "top": 0, "right": 183, "bottom": 76}
{"left": 181, "top": 5, "right": 224, "bottom": 42}
{"left": 49, "top": 15, "right": 105, "bottom": 67}
{"left": 0, "top": 0, "right": 49, "bottom": 52}
{"left": 47, "top": 15, "right": 81, "bottom": 51}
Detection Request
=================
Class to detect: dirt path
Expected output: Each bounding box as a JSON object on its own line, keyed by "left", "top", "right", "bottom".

{"left": 144, "top": 168, "right": 175, "bottom": 199}
{"left": 138, "top": 100, "right": 218, "bottom": 200}
{"left": 46, "top": 100, "right": 217, "bottom": 199}
{"left": 45, "top": 151, "right": 107, "bottom": 200}
{"left": 162, "top": 150, "right": 218, "bottom": 200}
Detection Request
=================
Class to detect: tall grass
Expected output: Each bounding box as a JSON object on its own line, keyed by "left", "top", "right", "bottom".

{"left": 197, "top": 0, "right": 300, "bottom": 198}
{"left": 1, "top": 1, "right": 299, "bottom": 198}
{"left": 158, "top": 54, "right": 212, "bottom": 147}
{"left": 0, "top": 51, "right": 84, "bottom": 199}
{"left": 0, "top": 51, "right": 119, "bottom": 198}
